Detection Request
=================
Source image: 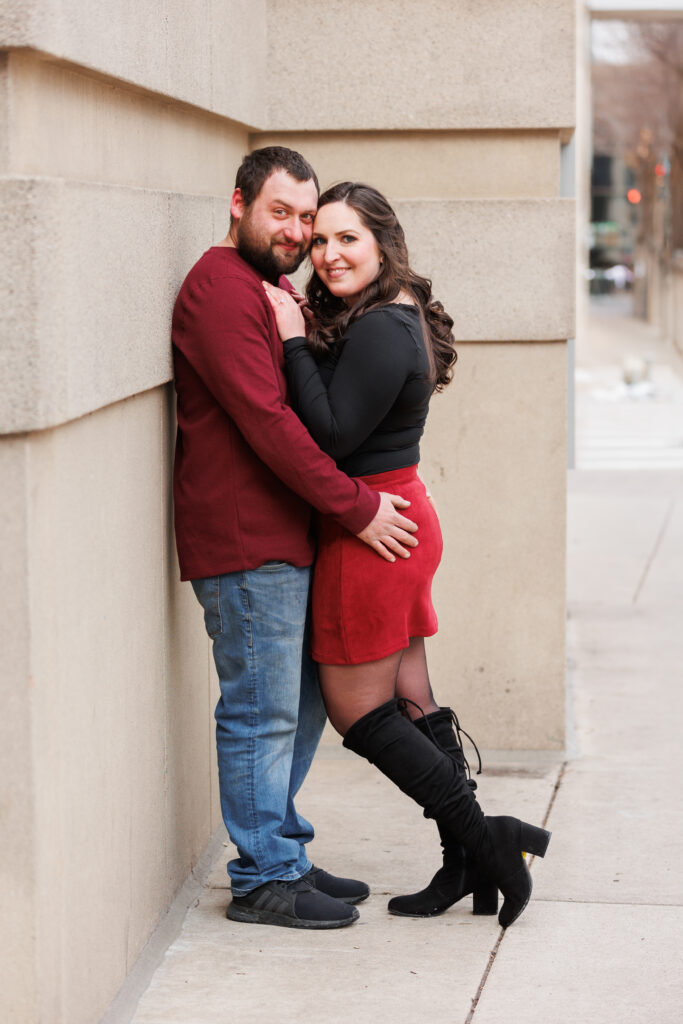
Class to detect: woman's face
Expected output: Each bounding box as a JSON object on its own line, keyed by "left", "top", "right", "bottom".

{"left": 310, "top": 202, "right": 382, "bottom": 303}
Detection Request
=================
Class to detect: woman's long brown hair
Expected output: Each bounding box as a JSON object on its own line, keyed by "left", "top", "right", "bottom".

{"left": 305, "top": 182, "right": 457, "bottom": 391}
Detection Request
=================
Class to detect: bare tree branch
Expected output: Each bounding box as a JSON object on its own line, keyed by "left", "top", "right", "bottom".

{"left": 593, "top": 20, "right": 683, "bottom": 255}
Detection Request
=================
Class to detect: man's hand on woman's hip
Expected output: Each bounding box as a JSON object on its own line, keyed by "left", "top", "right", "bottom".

{"left": 356, "top": 491, "right": 418, "bottom": 562}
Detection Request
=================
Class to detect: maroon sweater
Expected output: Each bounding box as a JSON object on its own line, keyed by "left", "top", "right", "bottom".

{"left": 172, "top": 246, "right": 380, "bottom": 580}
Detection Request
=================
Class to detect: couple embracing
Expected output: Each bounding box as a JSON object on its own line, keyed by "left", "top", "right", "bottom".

{"left": 172, "top": 146, "right": 550, "bottom": 931}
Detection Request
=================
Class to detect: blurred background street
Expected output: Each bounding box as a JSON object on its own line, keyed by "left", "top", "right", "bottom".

{"left": 579, "top": 4, "right": 683, "bottom": 469}
{"left": 576, "top": 294, "right": 683, "bottom": 468}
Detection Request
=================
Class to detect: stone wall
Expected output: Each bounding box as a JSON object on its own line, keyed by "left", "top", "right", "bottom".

{"left": 0, "top": 3, "right": 575, "bottom": 1020}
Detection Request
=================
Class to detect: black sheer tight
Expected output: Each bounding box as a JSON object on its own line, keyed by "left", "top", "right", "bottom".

{"left": 319, "top": 649, "right": 403, "bottom": 737}
{"left": 319, "top": 637, "right": 439, "bottom": 737}
{"left": 395, "top": 636, "right": 440, "bottom": 721}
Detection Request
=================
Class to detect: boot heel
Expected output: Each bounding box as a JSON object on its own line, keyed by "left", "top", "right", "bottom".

{"left": 520, "top": 823, "right": 551, "bottom": 858}
{"left": 472, "top": 877, "right": 498, "bottom": 916}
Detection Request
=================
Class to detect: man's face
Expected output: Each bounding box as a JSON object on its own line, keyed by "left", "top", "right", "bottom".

{"left": 232, "top": 169, "right": 318, "bottom": 282}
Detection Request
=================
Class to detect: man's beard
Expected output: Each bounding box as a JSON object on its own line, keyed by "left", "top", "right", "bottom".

{"left": 235, "top": 211, "right": 306, "bottom": 283}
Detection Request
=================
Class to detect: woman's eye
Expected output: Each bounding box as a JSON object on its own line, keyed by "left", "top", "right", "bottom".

{"left": 341, "top": 235, "right": 357, "bottom": 244}
{"left": 311, "top": 238, "right": 325, "bottom": 246}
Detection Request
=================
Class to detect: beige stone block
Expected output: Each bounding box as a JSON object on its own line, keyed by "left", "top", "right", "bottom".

{"left": 0, "top": 177, "right": 225, "bottom": 434}
{"left": 0, "top": 437, "right": 37, "bottom": 1024}
{"left": 420, "top": 342, "right": 567, "bottom": 751}
{"left": 0, "top": 177, "right": 59, "bottom": 434}
{"left": 288, "top": 198, "right": 575, "bottom": 343}
{"left": 395, "top": 199, "right": 575, "bottom": 341}
{"left": 162, "top": 568, "right": 217, "bottom": 906}
{"left": 17, "top": 389, "right": 214, "bottom": 1023}
{"left": 2, "top": 51, "right": 248, "bottom": 194}
{"left": 0, "top": 0, "right": 267, "bottom": 126}
{"left": 159, "top": 389, "right": 217, "bottom": 928}
{"left": 0, "top": 53, "right": 9, "bottom": 169}
{"left": 0, "top": 162, "right": 573, "bottom": 442}
{"left": 266, "top": 0, "right": 574, "bottom": 131}
{"left": 26, "top": 392, "right": 160, "bottom": 1022}
{"left": 252, "top": 130, "right": 562, "bottom": 199}
{"left": 208, "top": 654, "right": 224, "bottom": 834}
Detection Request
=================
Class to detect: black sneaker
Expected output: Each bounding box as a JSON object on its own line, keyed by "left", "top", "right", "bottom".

{"left": 226, "top": 878, "right": 359, "bottom": 929}
{"left": 303, "top": 865, "right": 370, "bottom": 905}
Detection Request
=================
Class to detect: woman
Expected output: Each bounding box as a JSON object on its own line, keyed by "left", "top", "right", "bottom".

{"left": 263, "top": 182, "right": 550, "bottom": 928}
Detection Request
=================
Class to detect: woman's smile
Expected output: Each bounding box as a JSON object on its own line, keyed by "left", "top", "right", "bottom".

{"left": 311, "top": 202, "right": 383, "bottom": 303}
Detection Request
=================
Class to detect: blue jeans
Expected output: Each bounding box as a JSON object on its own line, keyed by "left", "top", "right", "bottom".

{"left": 191, "top": 563, "right": 327, "bottom": 895}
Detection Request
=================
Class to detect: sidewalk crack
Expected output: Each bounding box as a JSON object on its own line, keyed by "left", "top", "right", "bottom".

{"left": 632, "top": 495, "right": 676, "bottom": 605}
{"left": 465, "top": 760, "right": 566, "bottom": 1022}
{"left": 540, "top": 760, "right": 567, "bottom": 832}
{"left": 464, "top": 930, "right": 505, "bottom": 1024}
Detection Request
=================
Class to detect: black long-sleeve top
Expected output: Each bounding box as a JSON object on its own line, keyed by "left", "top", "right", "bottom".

{"left": 282, "top": 304, "right": 433, "bottom": 477}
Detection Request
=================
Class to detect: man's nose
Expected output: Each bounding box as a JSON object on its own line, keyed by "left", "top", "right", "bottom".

{"left": 284, "top": 219, "right": 304, "bottom": 243}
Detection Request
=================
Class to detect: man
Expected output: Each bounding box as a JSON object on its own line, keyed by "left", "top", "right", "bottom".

{"left": 172, "top": 147, "right": 417, "bottom": 929}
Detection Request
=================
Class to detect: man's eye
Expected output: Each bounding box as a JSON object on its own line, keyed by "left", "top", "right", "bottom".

{"left": 301, "top": 214, "right": 314, "bottom": 224}
{"left": 273, "top": 209, "right": 286, "bottom": 216}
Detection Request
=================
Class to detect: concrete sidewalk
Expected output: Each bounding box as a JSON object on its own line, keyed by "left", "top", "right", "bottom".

{"left": 111, "top": 466, "right": 683, "bottom": 1024}
{"left": 106, "top": 303, "right": 683, "bottom": 1024}
{"left": 575, "top": 294, "right": 683, "bottom": 469}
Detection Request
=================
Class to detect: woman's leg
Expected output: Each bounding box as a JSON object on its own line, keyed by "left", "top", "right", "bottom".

{"left": 320, "top": 644, "right": 484, "bottom": 918}
{"left": 395, "top": 636, "right": 439, "bottom": 720}
{"left": 318, "top": 650, "right": 404, "bottom": 736}
{"left": 321, "top": 637, "right": 438, "bottom": 732}
{"left": 319, "top": 644, "right": 550, "bottom": 929}
{"left": 340, "top": 696, "right": 551, "bottom": 929}
{"left": 329, "top": 637, "right": 482, "bottom": 918}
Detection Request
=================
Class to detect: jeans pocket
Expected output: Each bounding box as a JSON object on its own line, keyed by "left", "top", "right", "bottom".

{"left": 191, "top": 576, "right": 223, "bottom": 639}
{"left": 258, "top": 561, "right": 290, "bottom": 572}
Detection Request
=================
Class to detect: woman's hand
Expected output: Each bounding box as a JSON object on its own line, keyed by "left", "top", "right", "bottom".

{"left": 262, "top": 282, "right": 307, "bottom": 341}
{"left": 289, "top": 287, "right": 314, "bottom": 322}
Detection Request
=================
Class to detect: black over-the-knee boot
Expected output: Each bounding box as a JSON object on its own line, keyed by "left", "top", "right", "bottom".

{"left": 387, "top": 707, "right": 498, "bottom": 918}
{"left": 343, "top": 699, "right": 551, "bottom": 929}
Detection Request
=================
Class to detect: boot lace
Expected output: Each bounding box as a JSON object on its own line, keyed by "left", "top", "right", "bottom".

{"left": 397, "top": 697, "right": 483, "bottom": 789}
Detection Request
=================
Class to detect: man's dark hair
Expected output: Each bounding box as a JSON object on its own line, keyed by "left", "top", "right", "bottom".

{"left": 234, "top": 146, "right": 319, "bottom": 207}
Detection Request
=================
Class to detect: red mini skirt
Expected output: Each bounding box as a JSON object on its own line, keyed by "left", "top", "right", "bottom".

{"left": 311, "top": 465, "right": 443, "bottom": 665}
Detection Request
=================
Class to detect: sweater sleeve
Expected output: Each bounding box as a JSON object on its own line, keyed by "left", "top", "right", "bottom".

{"left": 283, "top": 311, "right": 416, "bottom": 459}
{"left": 178, "top": 274, "right": 380, "bottom": 533}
